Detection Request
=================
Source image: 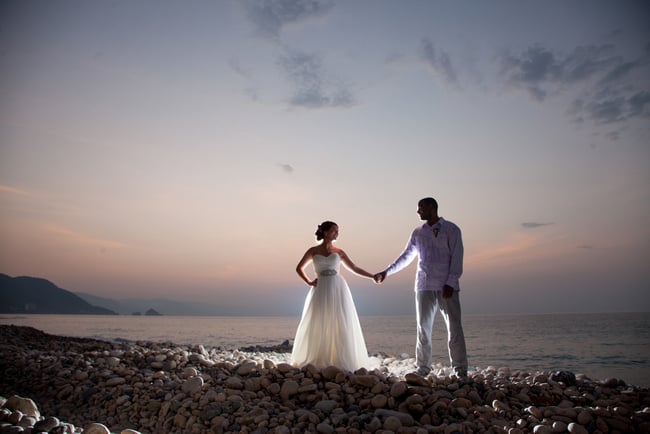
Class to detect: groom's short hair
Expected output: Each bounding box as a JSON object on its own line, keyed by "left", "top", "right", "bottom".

{"left": 419, "top": 197, "right": 438, "bottom": 211}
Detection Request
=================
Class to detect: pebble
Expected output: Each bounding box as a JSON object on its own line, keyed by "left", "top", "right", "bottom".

{"left": 0, "top": 324, "right": 649, "bottom": 434}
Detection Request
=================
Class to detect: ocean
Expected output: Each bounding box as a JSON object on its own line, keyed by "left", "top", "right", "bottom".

{"left": 1, "top": 312, "right": 648, "bottom": 387}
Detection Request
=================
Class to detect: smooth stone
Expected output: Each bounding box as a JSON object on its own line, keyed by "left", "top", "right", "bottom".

{"left": 374, "top": 409, "right": 414, "bottom": 426}
{"left": 567, "top": 423, "right": 589, "bottom": 434}
{"left": 276, "top": 363, "right": 295, "bottom": 373}
{"left": 182, "top": 376, "right": 204, "bottom": 394}
{"left": 5, "top": 396, "right": 40, "bottom": 419}
{"left": 18, "top": 416, "right": 36, "bottom": 427}
{"left": 280, "top": 380, "right": 299, "bottom": 399}
{"left": 550, "top": 371, "right": 576, "bottom": 386}
{"left": 365, "top": 417, "right": 382, "bottom": 432}
{"left": 552, "top": 421, "right": 567, "bottom": 432}
{"left": 173, "top": 413, "right": 187, "bottom": 428}
{"left": 106, "top": 377, "right": 126, "bottom": 386}
{"left": 297, "top": 383, "right": 318, "bottom": 393}
{"left": 163, "top": 360, "right": 177, "bottom": 370}
{"left": 533, "top": 425, "right": 553, "bottom": 434}
{"left": 371, "top": 394, "right": 388, "bottom": 408}
{"left": 445, "top": 423, "right": 464, "bottom": 434}
{"left": 526, "top": 406, "right": 543, "bottom": 419}
{"left": 404, "top": 373, "right": 430, "bottom": 386}
{"left": 451, "top": 397, "right": 473, "bottom": 408}
{"left": 314, "top": 400, "right": 338, "bottom": 413}
{"left": 316, "top": 422, "right": 334, "bottom": 433}
{"left": 105, "top": 357, "right": 120, "bottom": 367}
{"left": 237, "top": 361, "right": 257, "bottom": 375}
{"left": 84, "top": 423, "right": 111, "bottom": 434}
{"left": 322, "top": 366, "right": 344, "bottom": 381}
{"left": 576, "top": 410, "right": 592, "bottom": 425}
{"left": 390, "top": 381, "right": 408, "bottom": 398}
{"left": 0, "top": 426, "right": 25, "bottom": 433}
{"left": 383, "top": 416, "right": 402, "bottom": 431}
{"left": 33, "top": 416, "right": 60, "bottom": 431}
{"left": 266, "top": 383, "right": 281, "bottom": 394}
{"left": 350, "top": 375, "right": 377, "bottom": 388}
{"left": 182, "top": 367, "right": 198, "bottom": 378}
{"left": 224, "top": 377, "right": 243, "bottom": 389}
{"left": 7, "top": 411, "right": 22, "bottom": 424}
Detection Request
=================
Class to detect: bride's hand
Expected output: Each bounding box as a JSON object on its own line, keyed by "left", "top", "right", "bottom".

{"left": 308, "top": 278, "right": 318, "bottom": 287}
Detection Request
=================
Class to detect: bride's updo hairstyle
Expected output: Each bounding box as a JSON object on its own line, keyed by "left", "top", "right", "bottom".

{"left": 315, "top": 221, "right": 337, "bottom": 241}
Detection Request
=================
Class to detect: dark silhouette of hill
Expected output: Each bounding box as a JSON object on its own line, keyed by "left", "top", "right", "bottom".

{"left": 75, "top": 292, "right": 227, "bottom": 316}
{"left": 0, "top": 273, "right": 117, "bottom": 315}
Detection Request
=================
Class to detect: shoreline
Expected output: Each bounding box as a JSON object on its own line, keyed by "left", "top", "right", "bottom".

{"left": 1, "top": 325, "right": 648, "bottom": 433}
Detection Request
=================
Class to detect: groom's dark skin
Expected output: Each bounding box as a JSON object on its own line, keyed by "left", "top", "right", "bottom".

{"left": 374, "top": 200, "right": 454, "bottom": 299}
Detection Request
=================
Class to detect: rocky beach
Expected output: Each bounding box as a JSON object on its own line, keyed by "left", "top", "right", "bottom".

{"left": 1, "top": 325, "right": 648, "bottom": 434}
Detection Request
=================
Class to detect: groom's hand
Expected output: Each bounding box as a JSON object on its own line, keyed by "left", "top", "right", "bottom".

{"left": 442, "top": 284, "right": 454, "bottom": 298}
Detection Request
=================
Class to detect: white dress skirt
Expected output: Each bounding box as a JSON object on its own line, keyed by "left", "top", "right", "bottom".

{"left": 291, "top": 253, "right": 369, "bottom": 372}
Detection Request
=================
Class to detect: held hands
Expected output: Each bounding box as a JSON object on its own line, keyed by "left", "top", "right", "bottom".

{"left": 308, "top": 278, "right": 318, "bottom": 287}
{"left": 442, "top": 284, "right": 454, "bottom": 298}
{"left": 373, "top": 271, "right": 387, "bottom": 284}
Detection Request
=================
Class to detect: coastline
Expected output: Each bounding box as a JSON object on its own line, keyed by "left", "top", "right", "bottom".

{"left": 1, "top": 325, "right": 648, "bottom": 433}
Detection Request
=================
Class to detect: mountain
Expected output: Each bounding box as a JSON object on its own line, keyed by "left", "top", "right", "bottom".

{"left": 0, "top": 274, "right": 118, "bottom": 315}
{"left": 75, "top": 292, "right": 232, "bottom": 316}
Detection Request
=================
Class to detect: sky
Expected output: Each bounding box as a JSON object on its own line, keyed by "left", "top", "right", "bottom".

{"left": 1, "top": 0, "right": 649, "bottom": 316}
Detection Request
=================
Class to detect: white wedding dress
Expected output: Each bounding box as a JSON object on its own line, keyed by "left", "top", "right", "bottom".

{"left": 291, "top": 253, "right": 370, "bottom": 372}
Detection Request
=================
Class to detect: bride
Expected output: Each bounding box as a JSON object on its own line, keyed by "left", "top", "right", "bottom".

{"left": 291, "top": 221, "right": 374, "bottom": 372}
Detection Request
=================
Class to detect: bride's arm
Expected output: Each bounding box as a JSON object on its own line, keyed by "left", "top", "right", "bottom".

{"left": 296, "top": 248, "right": 317, "bottom": 286}
{"left": 339, "top": 250, "right": 374, "bottom": 279}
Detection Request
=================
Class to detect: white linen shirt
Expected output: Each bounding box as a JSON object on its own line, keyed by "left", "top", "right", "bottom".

{"left": 385, "top": 217, "right": 463, "bottom": 292}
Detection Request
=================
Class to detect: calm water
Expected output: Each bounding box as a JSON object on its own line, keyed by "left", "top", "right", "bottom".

{"left": 1, "top": 312, "right": 648, "bottom": 387}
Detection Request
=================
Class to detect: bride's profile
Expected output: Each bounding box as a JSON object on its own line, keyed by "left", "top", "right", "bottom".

{"left": 291, "top": 221, "right": 374, "bottom": 372}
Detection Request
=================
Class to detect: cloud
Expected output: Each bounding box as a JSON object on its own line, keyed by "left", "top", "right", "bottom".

{"left": 521, "top": 222, "right": 554, "bottom": 229}
{"left": 605, "top": 130, "right": 621, "bottom": 141}
{"left": 278, "top": 163, "right": 294, "bottom": 173}
{"left": 0, "top": 184, "right": 31, "bottom": 197}
{"left": 420, "top": 38, "right": 459, "bottom": 86}
{"left": 278, "top": 47, "right": 355, "bottom": 108}
{"left": 500, "top": 43, "right": 650, "bottom": 127}
{"left": 229, "top": 58, "right": 252, "bottom": 79}
{"left": 499, "top": 44, "right": 621, "bottom": 100}
{"left": 500, "top": 45, "right": 565, "bottom": 101}
{"left": 244, "top": 0, "right": 334, "bottom": 38}
{"left": 570, "top": 90, "right": 650, "bottom": 125}
{"left": 42, "top": 224, "right": 127, "bottom": 249}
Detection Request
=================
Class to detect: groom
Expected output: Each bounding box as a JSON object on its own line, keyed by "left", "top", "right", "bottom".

{"left": 374, "top": 197, "right": 468, "bottom": 377}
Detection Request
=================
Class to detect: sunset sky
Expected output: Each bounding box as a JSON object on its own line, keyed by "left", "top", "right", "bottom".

{"left": 1, "top": 1, "right": 648, "bottom": 316}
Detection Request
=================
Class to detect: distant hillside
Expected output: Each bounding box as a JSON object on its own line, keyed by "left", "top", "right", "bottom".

{"left": 75, "top": 292, "right": 231, "bottom": 316}
{"left": 0, "top": 274, "right": 117, "bottom": 315}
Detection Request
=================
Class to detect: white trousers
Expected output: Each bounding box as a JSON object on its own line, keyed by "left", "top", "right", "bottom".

{"left": 415, "top": 290, "right": 468, "bottom": 371}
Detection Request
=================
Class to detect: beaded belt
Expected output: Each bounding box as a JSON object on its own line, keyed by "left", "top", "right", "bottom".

{"left": 319, "top": 269, "right": 337, "bottom": 276}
